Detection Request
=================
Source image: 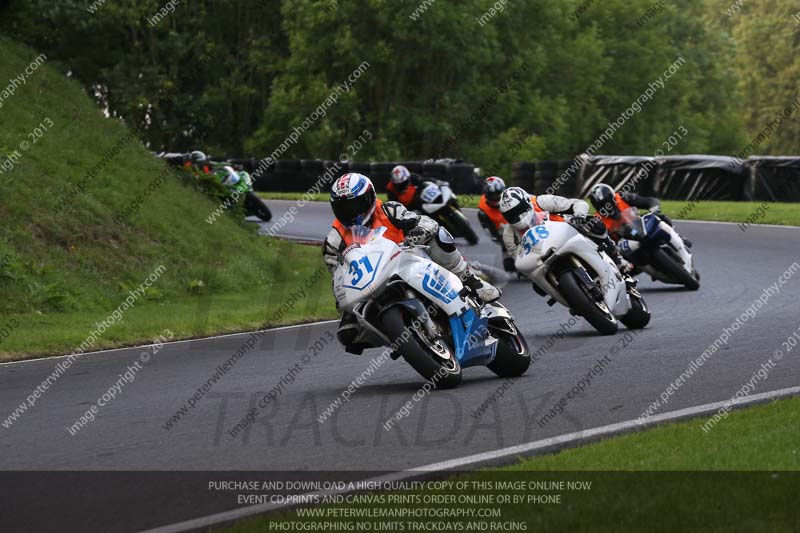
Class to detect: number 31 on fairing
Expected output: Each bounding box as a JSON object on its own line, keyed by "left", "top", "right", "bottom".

{"left": 344, "top": 252, "right": 384, "bottom": 290}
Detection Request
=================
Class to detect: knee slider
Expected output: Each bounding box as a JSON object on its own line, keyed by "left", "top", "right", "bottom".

{"left": 436, "top": 227, "right": 456, "bottom": 252}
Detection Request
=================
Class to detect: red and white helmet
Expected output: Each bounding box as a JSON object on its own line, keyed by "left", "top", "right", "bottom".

{"left": 330, "top": 173, "right": 377, "bottom": 227}
{"left": 391, "top": 165, "right": 411, "bottom": 185}
{"left": 483, "top": 176, "right": 506, "bottom": 207}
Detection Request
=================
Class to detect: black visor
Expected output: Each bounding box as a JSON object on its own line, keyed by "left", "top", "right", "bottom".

{"left": 331, "top": 187, "right": 376, "bottom": 227}
{"left": 486, "top": 190, "right": 503, "bottom": 204}
{"left": 503, "top": 201, "right": 531, "bottom": 225}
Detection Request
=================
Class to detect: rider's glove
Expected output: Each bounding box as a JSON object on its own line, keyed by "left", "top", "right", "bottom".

{"left": 404, "top": 225, "right": 434, "bottom": 246}
{"left": 649, "top": 205, "right": 661, "bottom": 215}
{"left": 569, "top": 214, "right": 587, "bottom": 226}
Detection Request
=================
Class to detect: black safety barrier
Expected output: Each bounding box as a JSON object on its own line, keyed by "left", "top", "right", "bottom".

{"left": 744, "top": 156, "right": 800, "bottom": 201}
{"left": 511, "top": 160, "right": 577, "bottom": 196}
{"left": 565, "top": 154, "right": 798, "bottom": 201}
{"left": 184, "top": 158, "right": 482, "bottom": 195}
{"left": 157, "top": 152, "right": 799, "bottom": 201}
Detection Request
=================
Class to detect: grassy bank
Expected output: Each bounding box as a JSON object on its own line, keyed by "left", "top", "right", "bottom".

{"left": 226, "top": 395, "right": 800, "bottom": 532}
{"left": 259, "top": 193, "right": 800, "bottom": 226}
{"left": 0, "top": 38, "right": 336, "bottom": 360}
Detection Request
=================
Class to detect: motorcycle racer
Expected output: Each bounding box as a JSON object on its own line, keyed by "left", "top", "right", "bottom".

{"left": 385, "top": 165, "right": 424, "bottom": 209}
{"left": 324, "top": 173, "right": 501, "bottom": 350}
{"left": 588, "top": 183, "right": 691, "bottom": 260}
{"left": 183, "top": 150, "right": 212, "bottom": 176}
{"left": 477, "top": 176, "right": 515, "bottom": 272}
{"left": 499, "top": 187, "right": 630, "bottom": 274}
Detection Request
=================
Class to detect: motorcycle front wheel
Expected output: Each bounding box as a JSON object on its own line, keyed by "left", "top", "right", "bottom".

{"left": 652, "top": 248, "right": 699, "bottom": 290}
{"left": 557, "top": 269, "right": 618, "bottom": 335}
{"left": 487, "top": 320, "right": 531, "bottom": 378}
{"left": 244, "top": 191, "right": 273, "bottom": 222}
{"left": 380, "top": 305, "right": 462, "bottom": 388}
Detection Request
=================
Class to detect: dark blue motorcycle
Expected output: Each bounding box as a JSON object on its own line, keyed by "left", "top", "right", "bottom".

{"left": 617, "top": 207, "right": 700, "bottom": 290}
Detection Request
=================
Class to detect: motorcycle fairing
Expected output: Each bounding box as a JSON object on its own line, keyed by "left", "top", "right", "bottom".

{"left": 448, "top": 308, "right": 497, "bottom": 367}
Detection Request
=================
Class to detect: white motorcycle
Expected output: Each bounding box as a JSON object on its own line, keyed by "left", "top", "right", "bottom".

{"left": 417, "top": 181, "right": 479, "bottom": 245}
{"left": 513, "top": 212, "right": 650, "bottom": 335}
{"left": 333, "top": 226, "right": 530, "bottom": 388}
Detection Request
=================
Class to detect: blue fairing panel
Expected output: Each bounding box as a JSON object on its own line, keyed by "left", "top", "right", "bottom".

{"left": 449, "top": 308, "right": 496, "bottom": 368}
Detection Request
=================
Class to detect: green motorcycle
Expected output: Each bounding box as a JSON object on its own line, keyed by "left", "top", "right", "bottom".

{"left": 214, "top": 165, "right": 272, "bottom": 222}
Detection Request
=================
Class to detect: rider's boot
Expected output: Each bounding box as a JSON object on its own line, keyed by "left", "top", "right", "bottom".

{"left": 452, "top": 260, "right": 501, "bottom": 303}
{"left": 337, "top": 312, "right": 364, "bottom": 354}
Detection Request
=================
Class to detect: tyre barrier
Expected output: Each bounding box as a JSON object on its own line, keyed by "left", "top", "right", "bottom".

{"left": 570, "top": 154, "right": 799, "bottom": 201}
{"left": 233, "top": 159, "right": 479, "bottom": 194}
{"left": 158, "top": 152, "right": 800, "bottom": 201}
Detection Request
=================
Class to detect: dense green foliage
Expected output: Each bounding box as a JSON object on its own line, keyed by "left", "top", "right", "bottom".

{"left": 1, "top": 0, "right": 794, "bottom": 177}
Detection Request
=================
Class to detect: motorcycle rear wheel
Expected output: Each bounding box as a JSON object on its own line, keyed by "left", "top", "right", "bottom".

{"left": 380, "top": 306, "right": 462, "bottom": 388}
{"left": 620, "top": 289, "right": 651, "bottom": 329}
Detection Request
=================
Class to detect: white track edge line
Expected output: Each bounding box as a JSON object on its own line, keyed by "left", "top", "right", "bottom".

{"left": 0, "top": 320, "right": 337, "bottom": 367}
{"left": 138, "top": 384, "right": 800, "bottom": 533}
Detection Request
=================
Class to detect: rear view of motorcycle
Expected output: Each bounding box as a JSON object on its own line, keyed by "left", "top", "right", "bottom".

{"left": 417, "top": 181, "right": 480, "bottom": 245}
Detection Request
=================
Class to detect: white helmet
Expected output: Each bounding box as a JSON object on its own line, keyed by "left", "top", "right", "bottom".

{"left": 499, "top": 187, "right": 533, "bottom": 230}
{"left": 190, "top": 150, "right": 208, "bottom": 164}
{"left": 391, "top": 165, "right": 411, "bottom": 185}
{"left": 220, "top": 166, "right": 241, "bottom": 187}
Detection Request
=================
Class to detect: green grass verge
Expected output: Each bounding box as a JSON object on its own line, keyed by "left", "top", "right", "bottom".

{"left": 504, "top": 395, "right": 800, "bottom": 471}
{"left": 259, "top": 193, "right": 800, "bottom": 226}
{"left": 0, "top": 38, "right": 336, "bottom": 360}
{"left": 223, "top": 396, "right": 800, "bottom": 532}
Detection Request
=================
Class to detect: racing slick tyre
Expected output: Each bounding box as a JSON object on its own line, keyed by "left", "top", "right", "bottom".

{"left": 652, "top": 248, "right": 699, "bottom": 291}
{"left": 244, "top": 191, "right": 272, "bottom": 222}
{"left": 620, "top": 289, "right": 651, "bottom": 330}
{"left": 557, "top": 270, "right": 618, "bottom": 335}
{"left": 380, "top": 305, "right": 462, "bottom": 389}
{"left": 487, "top": 321, "right": 531, "bottom": 378}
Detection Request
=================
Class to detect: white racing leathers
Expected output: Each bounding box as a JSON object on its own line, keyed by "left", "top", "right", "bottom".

{"left": 502, "top": 195, "right": 590, "bottom": 257}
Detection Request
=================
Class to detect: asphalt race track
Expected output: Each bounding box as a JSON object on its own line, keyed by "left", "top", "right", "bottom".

{"left": 2, "top": 200, "right": 799, "bottom": 532}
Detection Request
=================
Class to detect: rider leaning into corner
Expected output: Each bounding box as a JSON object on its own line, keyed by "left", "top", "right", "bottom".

{"left": 587, "top": 183, "right": 691, "bottom": 263}
{"left": 385, "top": 165, "right": 424, "bottom": 210}
{"left": 498, "top": 186, "right": 632, "bottom": 276}
{"left": 476, "top": 176, "right": 516, "bottom": 272}
{"left": 323, "top": 173, "right": 502, "bottom": 353}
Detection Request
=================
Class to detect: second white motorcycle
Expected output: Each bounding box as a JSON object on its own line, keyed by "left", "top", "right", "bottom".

{"left": 513, "top": 211, "right": 651, "bottom": 335}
